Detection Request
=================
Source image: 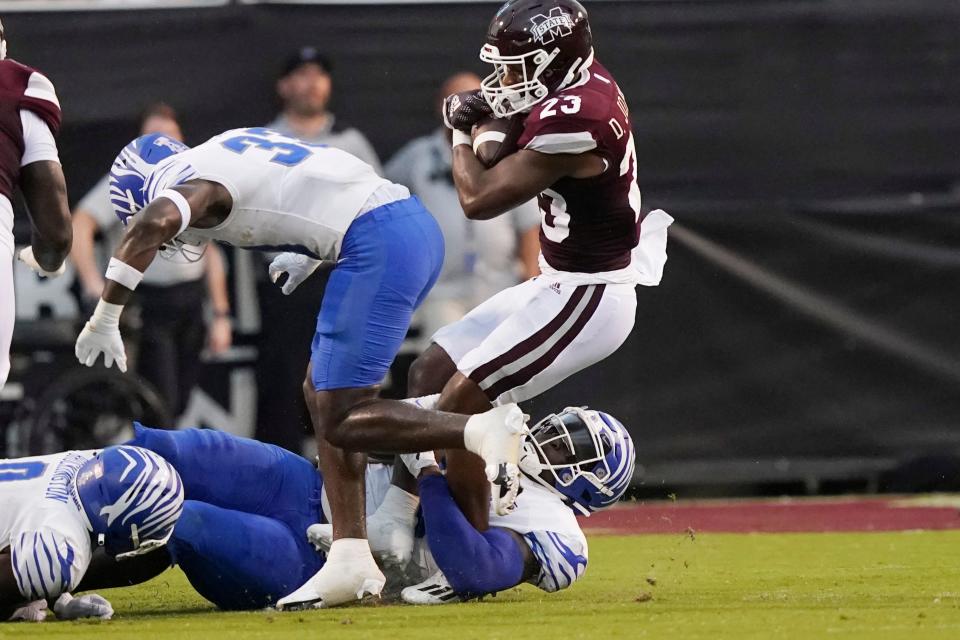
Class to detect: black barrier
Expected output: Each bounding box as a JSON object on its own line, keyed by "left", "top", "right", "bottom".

{"left": 5, "top": 2, "right": 960, "bottom": 488}
{"left": 7, "top": 1, "right": 960, "bottom": 202}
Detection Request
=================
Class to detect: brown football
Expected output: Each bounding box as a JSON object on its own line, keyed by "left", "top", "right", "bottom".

{"left": 471, "top": 114, "right": 525, "bottom": 168}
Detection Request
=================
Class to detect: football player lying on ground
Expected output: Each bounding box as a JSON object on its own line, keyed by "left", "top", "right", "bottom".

{"left": 311, "top": 403, "right": 636, "bottom": 604}
{"left": 123, "top": 404, "right": 634, "bottom": 610}
{"left": 0, "top": 445, "right": 183, "bottom": 622}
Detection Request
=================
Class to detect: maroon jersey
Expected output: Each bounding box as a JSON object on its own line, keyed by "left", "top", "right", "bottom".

{"left": 0, "top": 59, "right": 62, "bottom": 201}
{"left": 517, "top": 61, "right": 642, "bottom": 274}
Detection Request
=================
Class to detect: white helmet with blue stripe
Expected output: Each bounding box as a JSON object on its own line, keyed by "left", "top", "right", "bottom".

{"left": 519, "top": 407, "right": 636, "bottom": 515}
{"left": 108, "top": 133, "right": 191, "bottom": 226}
{"left": 74, "top": 445, "right": 184, "bottom": 559}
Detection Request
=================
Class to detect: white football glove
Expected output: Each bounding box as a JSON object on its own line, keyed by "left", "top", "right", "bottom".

{"left": 268, "top": 252, "right": 323, "bottom": 295}
{"left": 306, "top": 522, "right": 333, "bottom": 553}
{"left": 308, "top": 486, "right": 418, "bottom": 569}
{"left": 75, "top": 300, "right": 127, "bottom": 372}
{"left": 53, "top": 593, "right": 114, "bottom": 621}
{"left": 8, "top": 599, "right": 48, "bottom": 622}
{"left": 17, "top": 246, "right": 65, "bottom": 278}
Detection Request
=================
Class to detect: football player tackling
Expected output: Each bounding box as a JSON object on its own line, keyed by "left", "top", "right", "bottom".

{"left": 125, "top": 406, "right": 633, "bottom": 610}
{"left": 402, "top": 0, "right": 672, "bottom": 530}
{"left": 73, "top": 128, "right": 529, "bottom": 608}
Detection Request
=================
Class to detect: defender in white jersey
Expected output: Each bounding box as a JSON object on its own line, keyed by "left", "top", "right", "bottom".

{"left": 309, "top": 404, "right": 634, "bottom": 604}
{"left": 0, "top": 446, "right": 183, "bottom": 621}
{"left": 74, "top": 129, "right": 533, "bottom": 608}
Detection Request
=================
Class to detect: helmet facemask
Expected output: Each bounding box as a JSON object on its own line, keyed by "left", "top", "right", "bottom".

{"left": 480, "top": 43, "right": 558, "bottom": 117}
{"left": 158, "top": 237, "right": 207, "bottom": 264}
{"left": 111, "top": 525, "right": 178, "bottom": 561}
{"left": 519, "top": 407, "right": 615, "bottom": 514}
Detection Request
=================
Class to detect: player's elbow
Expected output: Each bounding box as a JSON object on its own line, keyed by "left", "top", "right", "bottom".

{"left": 462, "top": 204, "right": 486, "bottom": 221}
{"left": 460, "top": 196, "right": 500, "bottom": 221}
{"left": 126, "top": 215, "right": 179, "bottom": 249}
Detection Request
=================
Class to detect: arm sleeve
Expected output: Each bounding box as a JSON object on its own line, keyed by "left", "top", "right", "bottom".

{"left": 19, "top": 109, "right": 60, "bottom": 166}
{"left": 522, "top": 530, "right": 588, "bottom": 593}
{"left": 20, "top": 71, "right": 62, "bottom": 136}
{"left": 519, "top": 113, "right": 599, "bottom": 156}
{"left": 9, "top": 528, "right": 90, "bottom": 600}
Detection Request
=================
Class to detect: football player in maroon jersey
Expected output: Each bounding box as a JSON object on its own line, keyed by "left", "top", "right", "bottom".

{"left": 0, "top": 18, "right": 72, "bottom": 388}
{"left": 403, "top": 0, "right": 673, "bottom": 528}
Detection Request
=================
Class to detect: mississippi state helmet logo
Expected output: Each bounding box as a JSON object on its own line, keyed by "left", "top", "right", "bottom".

{"left": 530, "top": 8, "right": 574, "bottom": 45}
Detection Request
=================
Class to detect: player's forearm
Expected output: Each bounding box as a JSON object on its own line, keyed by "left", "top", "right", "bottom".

{"left": 0, "top": 553, "right": 27, "bottom": 619}
{"left": 99, "top": 224, "right": 169, "bottom": 306}
{"left": 113, "top": 213, "right": 179, "bottom": 274}
{"left": 452, "top": 147, "right": 513, "bottom": 221}
{"left": 76, "top": 548, "right": 169, "bottom": 592}
{"left": 31, "top": 232, "right": 71, "bottom": 273}
{"left": 21, "top": 162, "right": 72, "bottom": 271}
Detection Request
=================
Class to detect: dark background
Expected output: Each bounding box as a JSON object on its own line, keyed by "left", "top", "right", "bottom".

{"left": 6, "top": 0, "right": 960, "bottom": 491}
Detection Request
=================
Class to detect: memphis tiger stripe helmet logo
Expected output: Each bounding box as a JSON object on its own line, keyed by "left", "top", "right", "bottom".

{"left": 109, "top": 133, "right": 191, "bottom": 225}
{"left": 75, "top": 445, "right": 184, "bottom": 558}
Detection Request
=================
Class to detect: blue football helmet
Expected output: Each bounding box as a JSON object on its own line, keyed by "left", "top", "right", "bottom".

{"left": 108, "top": 133, "right": 191, "bottom": 226}
{"left": 519, "top": 407, "right": 636, "bottom": 515}
{"left": 74, "top": 445, "right": 184, "bottom": 559}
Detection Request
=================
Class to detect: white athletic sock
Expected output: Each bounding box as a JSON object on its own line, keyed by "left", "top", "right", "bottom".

{"left": 327, "top": 538, "right": 374, "bottom": 561}
{"left": 374, "top": 485, "right": 420, "bottom": 527}
{"left": 463, "top": 413, "right": 485, "bottom": 455}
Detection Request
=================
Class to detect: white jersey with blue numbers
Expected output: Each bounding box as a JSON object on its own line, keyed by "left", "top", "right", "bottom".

{"left": 412, "top": 476, "right": 588, "bottom": 593}
{"left": 143, "top": 127, "right": 403, "bottom": 260}
{"left": 490, "top": 477, "right": 589, "bottom": 593}
{"left": 0, "top": 452, "right": 95, "bottom": 600}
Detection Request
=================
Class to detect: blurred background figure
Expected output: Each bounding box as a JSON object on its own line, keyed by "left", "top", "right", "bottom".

{"left": 385, "top": 71, "right": 541, "bottom": 344}
{"left": 253, "top": 48, "right": 382, "bottom": 454}
{"left": 266, "top": 46, "right": 381, "bottom": 172}
{"left": 70, "top": 102, "right": 232, "bottom": 420}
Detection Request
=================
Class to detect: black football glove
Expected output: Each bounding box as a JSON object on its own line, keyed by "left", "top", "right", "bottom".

{"left": 442, "top": 90, "right": 493, "bottom": 132}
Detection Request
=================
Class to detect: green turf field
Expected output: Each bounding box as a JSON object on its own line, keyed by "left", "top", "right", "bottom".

{"left": 5, "top": 531, "right": 960, "bottom": 639}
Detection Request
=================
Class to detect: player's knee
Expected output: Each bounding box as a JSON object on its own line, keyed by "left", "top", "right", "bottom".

{"left": 301, "top": 376, "right": 316, "bottom": 404}
{"left": 323, "top": 418, "right": 348, "bottom": 447}
{"left": 438, "top": 373, "right": 492, "bottom": 414}
{"left": 408, "top": 344, "right": 456, "bottom": 397}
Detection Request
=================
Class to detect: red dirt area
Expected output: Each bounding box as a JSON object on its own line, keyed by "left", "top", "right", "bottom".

{"left": 581, "top": 497, "right": 960, "bottom": 534}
